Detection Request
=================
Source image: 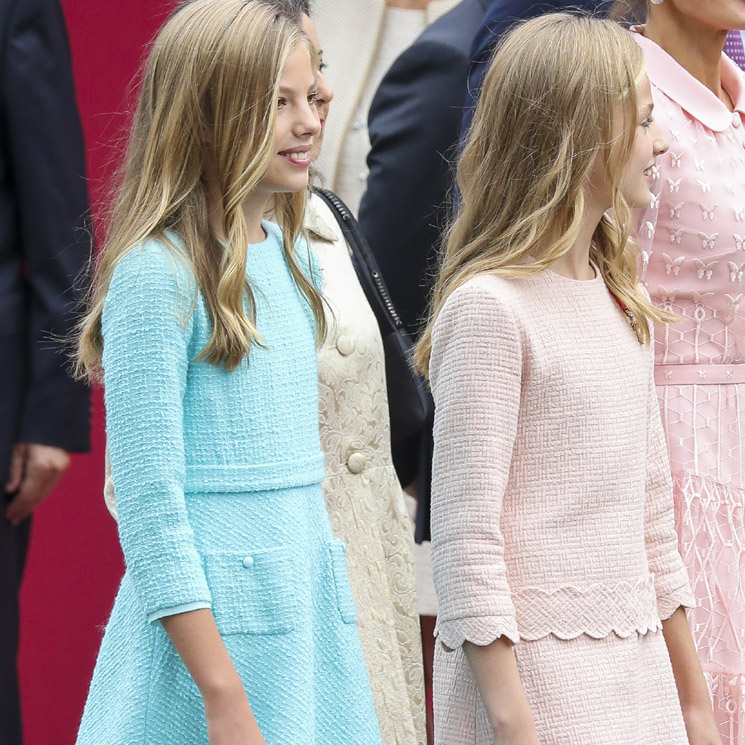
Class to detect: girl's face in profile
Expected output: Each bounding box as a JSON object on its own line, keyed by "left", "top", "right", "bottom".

{"left": 257, "top": 43, "right": 321, "bottom": 196}
{"left": 591, "top": 75, "right": 668, "bottom": 209}
{"left": 611, "top": 75, "right": 668, "bottom": 208}
{"left": 618, "top": 75, "right": 668, "bottom": 209}
{"left": 301, "top": 14, "right": 334, "bottom": 161}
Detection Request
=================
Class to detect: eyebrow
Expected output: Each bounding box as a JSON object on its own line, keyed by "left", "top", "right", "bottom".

{"left": 640, "top": 103, "right": 654, "bottom": 115}
{"left": 278, "top": 80, "right": 318, "bottom": 95}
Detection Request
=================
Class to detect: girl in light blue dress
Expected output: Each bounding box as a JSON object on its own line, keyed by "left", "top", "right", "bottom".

{"left": 74, "top": 2, "right": 380, "bottom": 744}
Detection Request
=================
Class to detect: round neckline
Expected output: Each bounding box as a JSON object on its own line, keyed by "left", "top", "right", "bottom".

{"left": 545, "top": 261, "right": 600, "bottom": 284}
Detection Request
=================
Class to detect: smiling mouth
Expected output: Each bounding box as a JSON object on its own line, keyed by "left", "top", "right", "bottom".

{"left": 279, "top": 147, "right": 311, "bottom": 166}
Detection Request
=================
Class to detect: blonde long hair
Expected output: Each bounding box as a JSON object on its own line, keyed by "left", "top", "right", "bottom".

{"left": 76, "top": 0, "right": 325, "bottom": 379}
{"left": 414, "top": 12, "right": 669, "bottom": 377}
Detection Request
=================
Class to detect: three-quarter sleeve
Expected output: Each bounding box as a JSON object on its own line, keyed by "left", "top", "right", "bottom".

{"left": 102, "top": 241, "right": 211, "bottom": 624}
{"left": 429, "top": 279, "right": 522, "bottom": 649}
{"left": 643, "top": 341, "right": 695, "bottom": 619}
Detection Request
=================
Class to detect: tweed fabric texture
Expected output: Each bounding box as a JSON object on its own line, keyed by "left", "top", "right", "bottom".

{"left": 76, "top": 222, "right": 381, "bottom": 745}
{"left": 634, "top": 31, "right": 745, "bottom": 744}
{"left": 308, "top": 195, "right": 426, "bottom": 745}
{"left": 429, "top": 272, "right": 693, "bottom": 744}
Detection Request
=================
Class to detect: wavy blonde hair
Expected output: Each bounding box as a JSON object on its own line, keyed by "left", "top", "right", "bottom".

{"left": 76, "top": 0, "right": 325, "bottom": 379}
{"left": 414, "top": 12, "right": 670, "bottom": 377}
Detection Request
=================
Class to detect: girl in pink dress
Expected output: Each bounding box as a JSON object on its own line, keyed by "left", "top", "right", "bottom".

{"left": 625, "top": 2, "right": 745, "bottom": 742}
{"left": 414, "top": 12, "right": 720, "bottom": 745}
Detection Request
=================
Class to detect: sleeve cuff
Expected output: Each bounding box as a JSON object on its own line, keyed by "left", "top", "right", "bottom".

{"left": 436, "top": 615, "right": 520, "bottom": 650}
{"left": 148, "top": 600, "right": 212, "bottom": 625}
{"left": 656, "top": 571, "right": 696, "bottom": 621}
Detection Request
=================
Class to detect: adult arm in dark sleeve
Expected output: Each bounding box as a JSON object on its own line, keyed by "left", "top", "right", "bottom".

{"left": 359, "top": 38, "right": 469, "bottom": 337}
{"left": 4, "top": 0, "right": 91, "bottom": 452}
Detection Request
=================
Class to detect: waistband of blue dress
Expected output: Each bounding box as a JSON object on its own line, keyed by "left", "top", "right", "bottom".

{"left": 184, "top": 452, "right": 325, "bottom": 493}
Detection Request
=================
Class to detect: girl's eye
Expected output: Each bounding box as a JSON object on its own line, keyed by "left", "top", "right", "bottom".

{"left": 308, "top": 92, "right": 320, "bottom": 105}
{"left": 641, "top": 117, "right": 654, "bottom": 129}
{"left": 277, "top": 97, "right": 287, "bottom": 109}
{"left": 319, "top": 62, "right": 328, "bottom": 72}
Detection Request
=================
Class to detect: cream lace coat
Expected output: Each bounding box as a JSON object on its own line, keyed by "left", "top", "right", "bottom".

{"left": 307, "top": 194, "right": 425, "bottom": 745}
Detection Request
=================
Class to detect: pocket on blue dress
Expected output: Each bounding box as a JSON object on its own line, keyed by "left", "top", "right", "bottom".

{"left": 204, "top": 547, "right": 298, "bottom": 635}
{"left": 328, "top": 538, "right": 358, "bottom": 625}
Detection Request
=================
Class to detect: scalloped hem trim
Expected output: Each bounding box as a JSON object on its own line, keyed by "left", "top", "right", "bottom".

{"left": 436, "top": 615, "right": 520, "bottom": 650}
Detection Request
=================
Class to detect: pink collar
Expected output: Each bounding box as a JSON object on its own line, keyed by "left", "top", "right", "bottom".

{"left": 632, "top": 29, "right": 745, "bottom": 132}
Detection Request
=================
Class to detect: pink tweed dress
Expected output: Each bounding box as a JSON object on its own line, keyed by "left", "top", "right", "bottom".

{"left": 429, "top": 270, "right": 695, "bottom": 745}
{"left": 635, "top": 32, "right": 745, "bottom": 745}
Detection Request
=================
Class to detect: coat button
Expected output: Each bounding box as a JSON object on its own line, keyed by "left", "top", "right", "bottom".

{"left": 242, "top": 556, "right": 254, "bottom": 568}
{"left": 347, "top": 452, "right": 366, "bottom": 474}
{"left": 351, "top": 121, "right": 365, "bottom": 131}
{"left": 336, "top": 335, "right": 355, "bottom": 356}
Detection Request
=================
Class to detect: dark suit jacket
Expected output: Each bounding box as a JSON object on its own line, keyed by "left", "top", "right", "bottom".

{"left": 0, "top": 0, "right": 91, "bottom": 482}
{"left": 358, "top": 0, "right": 489, "bottom": 542}
{"left": 359, "top": 0, "right": 489, "bottom": 338}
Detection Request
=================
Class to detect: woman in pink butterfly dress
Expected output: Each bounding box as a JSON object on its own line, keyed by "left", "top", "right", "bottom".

{"left": 631, "top": 4, "right": 745, "bottom": 743}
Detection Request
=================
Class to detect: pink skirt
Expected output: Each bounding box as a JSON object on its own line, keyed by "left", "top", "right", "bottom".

{"left": 433, "top": 629, "right": 687, "bottom": 745}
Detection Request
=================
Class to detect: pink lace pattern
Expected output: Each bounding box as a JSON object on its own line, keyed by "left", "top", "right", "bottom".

{"left": 635, "top": 31, "right": 745, "bottom": 742}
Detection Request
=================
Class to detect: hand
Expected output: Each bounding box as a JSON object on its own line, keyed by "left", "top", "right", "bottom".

{"left": 4, "top": 443, "right": 70, "bottom": 525}
{"left": 682, "top": 703, "right": 723, "bottom": 745}
{"left": 204, "top": 685, "right": 267, "bottom": 745}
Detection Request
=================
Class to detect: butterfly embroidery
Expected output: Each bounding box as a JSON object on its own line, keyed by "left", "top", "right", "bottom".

{"left": 644, "top": 221, "right": 655, "bottom": 239}
{"left": 668, "top": 202, "right": 683, "bottom": 219}
{"left": 728, "top": 261, "right": 745, "bottom": 282}
{"left": 735, "top": 205, "right": 745, "bottom": 221}
{"left": 650, "top": 164, "right": 661, "bottom": 181}
{"left": 663, "top": 254, "right": 685, "bottom": 275}
{"left": 649, "top": 192, "right": 660, "bottom": 210}
{"left": 697, "top": 180, "right": 712, "bottom": 193}
{"left": 670, "top": 129, "right": 680, "bottom": 142}
{"left": 668, "top": 228, "right": 683, "bottom": 244}
{"left": 658, "top": 286, "right": 679, "bottom": 308}
{"left": 724, "top": 293, "right": 743, "bottom": 311}
{"left": 726, "top": 180, "right": 735, "bottom": 195}
{"left": 694, "top": 157, "right": 705, "bottom": 172}
{"left": 667, "top": 178, "right": 682, "bottom": 193}
{"left": 735, "top": 234, "right": 745, "bottom": 251}
{"left": 692, "top": 290, "right": 714, "bottom": 305}
{"left": 700, "top": 204, "right": 717, "bottom": 221}
{"left": 698, "top": 232, "right": 718, "bottom": 250}
{"left": 694, "top": 259, "right": 718, "bottom": 279}
{"left": 664, "top": 370, "right": 673, "bottom": 380}
{"left": 670, "top": 152, "right": 683, "bottom": 168}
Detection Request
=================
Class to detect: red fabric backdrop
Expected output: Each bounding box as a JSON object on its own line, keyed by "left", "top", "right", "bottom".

{"left": 18, "top": 3, "right": 175, "bottom": 744}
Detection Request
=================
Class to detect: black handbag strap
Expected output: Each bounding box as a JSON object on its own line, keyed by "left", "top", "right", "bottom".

{"left": 312, "top": 187, "right": 402, "bottom": 338}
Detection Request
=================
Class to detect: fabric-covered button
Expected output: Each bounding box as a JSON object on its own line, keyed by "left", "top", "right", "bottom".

{"left": 242, "top": 555, "right": 254, "bottom": 568}
{"left": 336, "top": 335, "right": 355, "bottom": 356}
{"left": 351, "top": 121, "right": 364, "bottom": 131}
{"left": 734, "top": 112, "right": 742, "bottom": 128}
{"left": 358, "top": 171, "right": 367, "bottom": 181}
{"left": 347, "top": 452, "right": 366, "bottom": 474}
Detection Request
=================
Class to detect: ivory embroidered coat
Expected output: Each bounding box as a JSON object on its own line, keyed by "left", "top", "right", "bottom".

{"left": 429, "top": 271, "right": 694, "bottom": 745}
{"left": 308, "top": 194, "right": 426, "bottom": 745}
{"left": 76, "top": 222, "right": 381, "bottom": 745}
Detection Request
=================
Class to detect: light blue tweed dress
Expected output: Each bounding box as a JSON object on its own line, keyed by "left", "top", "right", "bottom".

{"left": 76, "top": 221, "right": 382, "bottom": 745}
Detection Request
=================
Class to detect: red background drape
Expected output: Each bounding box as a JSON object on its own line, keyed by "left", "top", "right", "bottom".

{"left": 18, "top": 4, "right": 176, "bottom": 743}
